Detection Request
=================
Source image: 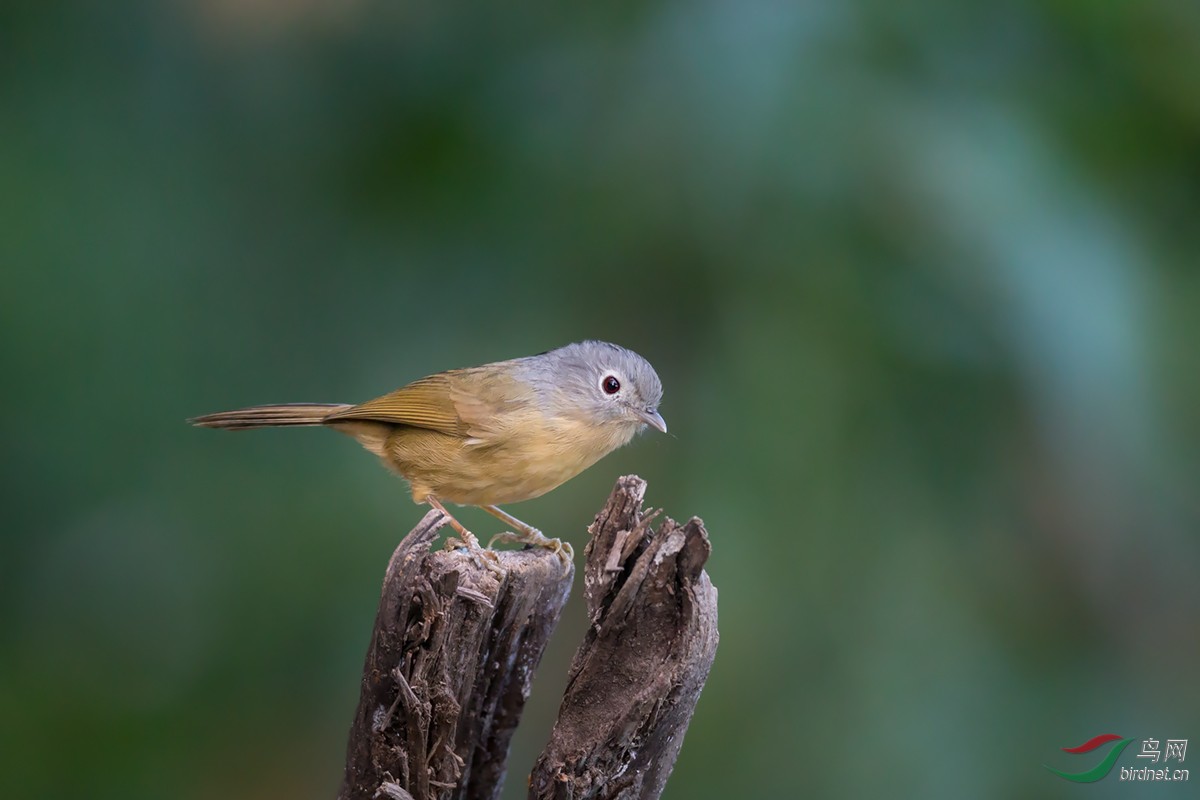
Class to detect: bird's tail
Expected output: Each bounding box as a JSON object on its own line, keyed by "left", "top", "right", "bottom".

{"left": 189, "top": 403, "right": 353, "bottom": 430}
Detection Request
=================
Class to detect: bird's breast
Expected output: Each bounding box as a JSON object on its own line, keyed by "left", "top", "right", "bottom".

{"left": 385, "top": 414, "right": 637, "bottom": 506}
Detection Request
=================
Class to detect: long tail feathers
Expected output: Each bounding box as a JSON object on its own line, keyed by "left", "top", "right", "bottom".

{"left": 189, "top": 403, "right": 353, "bottom": 430}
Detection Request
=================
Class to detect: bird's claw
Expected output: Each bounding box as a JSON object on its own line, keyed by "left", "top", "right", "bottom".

{"left": 488, "top": 529, "right": 574, "bottom": 575}
{"left": 444, "top": 530, "right": 505, "bottom": 578}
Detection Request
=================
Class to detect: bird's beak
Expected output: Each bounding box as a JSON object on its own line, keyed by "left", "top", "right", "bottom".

{"left": 638, "top": 408, "right": 668, "bottom": 434}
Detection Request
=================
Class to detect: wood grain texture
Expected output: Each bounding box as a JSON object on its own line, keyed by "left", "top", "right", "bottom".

{"left": 338, "top": 511, "right": 573, "bottom": 800}
{"left": 529, "top": 476, "right": 719, "bottom": 800}
{"left": 337, "top": 477, "right": 718, "bottom": 800}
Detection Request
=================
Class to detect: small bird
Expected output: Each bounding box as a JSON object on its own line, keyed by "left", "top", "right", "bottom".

{"left": 190, "top": 341, "right": 666, "bottom": 567}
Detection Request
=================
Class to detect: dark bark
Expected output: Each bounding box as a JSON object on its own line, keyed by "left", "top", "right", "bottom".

{"left": 338, "top": 476, "right": 718, "bottom": 800}
{"left": 338, "top": 511, "right": 573, "bottom": 800}
{"left": 529, "top": 476, "right": 720, "bottom": 800}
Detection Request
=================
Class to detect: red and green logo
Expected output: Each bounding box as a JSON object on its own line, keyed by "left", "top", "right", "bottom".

{"left": 1045, "top": 734, "right": 1134, "bottom": 782}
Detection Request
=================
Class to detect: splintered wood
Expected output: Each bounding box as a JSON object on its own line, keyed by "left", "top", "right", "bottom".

{"left": 338, "top": 476, "right": 718, "bottom": 800}
{"left": 338, "top": 511, "right": 572, "bottom": 800}
{"left": 529, "top": 476, "right": 719, "bottom": 800}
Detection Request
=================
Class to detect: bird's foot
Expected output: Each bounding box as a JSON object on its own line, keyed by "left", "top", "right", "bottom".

{"left": 428, "top": 495, "right": 504, "bottom": 577}
{"left": 488, "top": 528, "right": 574, "bottom": 575}
{"left": 444, "top": 530, "right": 505, "bottom": 578}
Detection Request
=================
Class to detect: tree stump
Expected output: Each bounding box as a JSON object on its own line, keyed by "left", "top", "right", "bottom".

{"left": 338, "top": 512, "right": 573, "bottom": 800}
{"left": 529, "top": 476, "right": 719, "bottom": 799}
{"left": 338, "top": 476, "right": 718, "bottom": 800}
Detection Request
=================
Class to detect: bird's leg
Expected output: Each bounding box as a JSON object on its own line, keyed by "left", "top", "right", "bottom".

{"left": 427, "top": 496, "right": 503, "bottom": 576}
{"left": 426, "top": 496, "right": 476, "bottom": 546}
{"left": 483, "top": 505, "right": 573, "bottom": 573}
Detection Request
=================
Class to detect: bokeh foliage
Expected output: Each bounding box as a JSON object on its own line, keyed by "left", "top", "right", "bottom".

{"left": 2, "top": 1, "right": 1198, "bottom": 798}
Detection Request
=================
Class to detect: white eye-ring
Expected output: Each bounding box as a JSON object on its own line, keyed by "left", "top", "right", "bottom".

{"left": 599, "top": 370, "right": 624, "bottom": 396}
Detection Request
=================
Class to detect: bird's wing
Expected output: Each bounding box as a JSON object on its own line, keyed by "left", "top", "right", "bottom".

{"left": 324, "top": 374, "right": 465, "bottom": 434}
{"left": 324, "top": 367, "right": 534, "bottom": 443}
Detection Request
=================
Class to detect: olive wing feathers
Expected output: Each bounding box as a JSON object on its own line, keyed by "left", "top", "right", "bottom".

{"left": 325, "top": 374, "right": 463, "bottom": 433}
{"left": 323, "top": 366, "right": 535, "bottom": 443}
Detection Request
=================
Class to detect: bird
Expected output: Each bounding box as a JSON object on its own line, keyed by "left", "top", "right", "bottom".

{"left": 190, "top": 340, "right": 666, "bottom": 568}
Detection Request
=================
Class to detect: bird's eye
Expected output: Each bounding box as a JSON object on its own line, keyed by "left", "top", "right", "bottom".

{"left": 601, "top": 375, "right": 621, "bottom": 395}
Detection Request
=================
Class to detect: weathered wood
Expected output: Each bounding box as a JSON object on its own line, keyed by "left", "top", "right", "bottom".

{"left": 338, "top": 477, "right": 718, "bottom": 800}
{"left": 338, "top": 511, "right": 574, "bottom": 800}
{"left": 528, "top": 476, "right": 720, "bottom": 800}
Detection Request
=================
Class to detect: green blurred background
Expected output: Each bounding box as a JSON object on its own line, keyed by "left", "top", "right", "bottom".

{"left": 3, "top": 1, "right": 1198, "bottom": 798}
